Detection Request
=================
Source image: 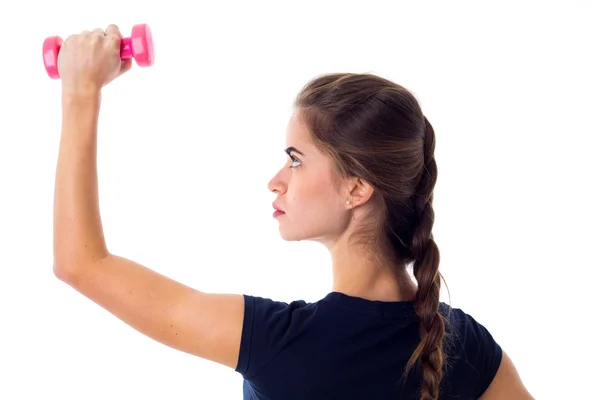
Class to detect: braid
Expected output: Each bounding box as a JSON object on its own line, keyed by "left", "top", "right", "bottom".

{"left": 294, "top": 73, "right": 450, "bottom": 398}
{"left": 404, "top": 116, "right": 446, "bottom": 400}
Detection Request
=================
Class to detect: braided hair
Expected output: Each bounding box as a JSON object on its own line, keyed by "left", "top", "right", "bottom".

{"left": 295, "top": 73, "right": 448, "bottom": 399}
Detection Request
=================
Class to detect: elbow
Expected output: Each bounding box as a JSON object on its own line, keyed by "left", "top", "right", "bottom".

{"left": 53, "top": 252, "right": 111, "bottom": 282}
{"left": 53, "top": 253, "right": 87, "bottom": 282}
{"left": 53, "top": 247, "right": 104, "bottom": 281}
{"left": 53, "top": 244, "right": 79, "bottom": 281}
{"left": 53, "top": 258, "right": 76, "bottom": 282}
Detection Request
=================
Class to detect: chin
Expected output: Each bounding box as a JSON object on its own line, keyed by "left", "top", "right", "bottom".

{"left": 278, "top": 226, "right": 327, "bottom": 244}
{"left": 277, "top": 223, "right": 308, "bottom": 242}
{"left": 278, "top": 228, "right": 303, "bottom": 242}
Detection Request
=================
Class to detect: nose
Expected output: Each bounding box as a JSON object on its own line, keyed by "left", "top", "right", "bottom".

{"left": 267, "top": 169, "right": 287, "bottom": 194}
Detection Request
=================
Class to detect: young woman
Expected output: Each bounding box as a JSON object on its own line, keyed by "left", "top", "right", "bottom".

{"left": 53, "top": 25, "right": 534, "bottom": 400}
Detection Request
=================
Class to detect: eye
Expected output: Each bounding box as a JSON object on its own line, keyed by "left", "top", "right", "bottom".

{"left": 289, "top": 155, "right": 301, "bottom": 168}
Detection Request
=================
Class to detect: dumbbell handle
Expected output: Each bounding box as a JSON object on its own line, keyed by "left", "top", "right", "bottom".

{"left": 120, "top": 37, "right": 134, "bottom": 59}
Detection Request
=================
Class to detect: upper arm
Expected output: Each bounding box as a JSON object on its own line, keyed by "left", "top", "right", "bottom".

{"left": 55, "top": 254, "right": 244, "bottom": 370}
{"left": 478, "top": 350, "right": 535, "bottom": 400}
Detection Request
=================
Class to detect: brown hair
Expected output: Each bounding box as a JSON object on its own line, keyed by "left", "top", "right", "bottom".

{"left": 294, "top": 72, "right": 449, "bottom": 399}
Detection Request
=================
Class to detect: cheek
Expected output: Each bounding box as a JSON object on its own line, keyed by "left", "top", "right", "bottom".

{"left": 289, "top": 176, "right": 341, "bottom": 218}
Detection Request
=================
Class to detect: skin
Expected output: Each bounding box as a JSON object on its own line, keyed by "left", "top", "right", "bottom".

{"left": 53, "top": 24, "right": 534, "bottom": 399}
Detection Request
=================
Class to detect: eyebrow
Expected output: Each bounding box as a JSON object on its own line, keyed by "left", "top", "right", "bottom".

{"left": 285, "top": 146, "right": 305, "bottom": 157}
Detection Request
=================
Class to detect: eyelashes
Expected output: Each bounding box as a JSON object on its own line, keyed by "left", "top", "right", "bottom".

{"left": 288, "top": 155, "right": 301, "bottom": 168}
{"left": 284, "top": 147, "right": 304, "bottom": 168}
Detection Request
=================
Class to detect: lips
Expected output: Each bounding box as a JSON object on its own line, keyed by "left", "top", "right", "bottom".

{"left": 272, "top": 203, "right": 286, "bottom": 218}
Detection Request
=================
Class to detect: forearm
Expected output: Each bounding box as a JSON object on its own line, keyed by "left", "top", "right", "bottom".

{"left": 53, "top": 91, "right": 108, "bottom": 272}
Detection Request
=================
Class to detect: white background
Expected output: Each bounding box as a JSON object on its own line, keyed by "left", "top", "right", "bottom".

{"left": 1, "top": 1, "right": 598, "bottom": 399}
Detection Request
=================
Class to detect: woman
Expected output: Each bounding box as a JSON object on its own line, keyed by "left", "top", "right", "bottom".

{"left": 53, "top": 25, "right": 534, "bottom": 399}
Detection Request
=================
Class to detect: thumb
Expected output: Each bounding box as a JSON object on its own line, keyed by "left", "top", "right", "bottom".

{"left": 120, "top": 58, "right": 133, "bottom": 75}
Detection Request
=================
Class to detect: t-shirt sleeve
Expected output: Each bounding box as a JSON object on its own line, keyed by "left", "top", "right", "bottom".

{"left": 446, "top": 307, "right": 503, "bottom": 399}
{"left": 235, "top": 294, "right": 308, "bottom": 379}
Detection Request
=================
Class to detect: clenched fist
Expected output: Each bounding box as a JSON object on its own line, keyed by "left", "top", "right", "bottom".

{"left": 58, "top": 24, "right": 132, "bottom": 96}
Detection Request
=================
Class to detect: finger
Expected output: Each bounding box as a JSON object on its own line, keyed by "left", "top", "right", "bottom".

{"left": 91, "top": 28, "right": 106, "bottom": 37}
{"left": 105, "top": 24, "right": 122, "bottom": 39}
{"left": 104, "top": 24, "right": 123, "bottom": 51}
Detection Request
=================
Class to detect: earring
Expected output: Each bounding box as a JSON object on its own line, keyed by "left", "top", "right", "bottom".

{"left": 346, "top": 200, "right": 350, "bottom": 205}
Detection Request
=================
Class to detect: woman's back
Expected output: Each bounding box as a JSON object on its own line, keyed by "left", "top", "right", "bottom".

{"left": 237, "top": 292, "right": 502, "bottom": 399}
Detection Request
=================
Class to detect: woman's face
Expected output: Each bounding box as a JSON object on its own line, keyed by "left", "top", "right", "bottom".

{"left": 267, "top": 109, "right": 351, "bottom": 244}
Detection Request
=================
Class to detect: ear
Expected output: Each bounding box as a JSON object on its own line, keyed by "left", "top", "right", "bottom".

{"left": 345, "top": 177, "right": 375, "bottom": 208}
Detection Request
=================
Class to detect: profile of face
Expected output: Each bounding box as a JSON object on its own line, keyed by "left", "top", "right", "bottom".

{"left": 267, "top": 109, "right": 355, "bottom": 245}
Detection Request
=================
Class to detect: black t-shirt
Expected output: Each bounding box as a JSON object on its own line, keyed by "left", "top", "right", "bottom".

{"left": 235, "top": 291, "right": 502, "bottom": 399}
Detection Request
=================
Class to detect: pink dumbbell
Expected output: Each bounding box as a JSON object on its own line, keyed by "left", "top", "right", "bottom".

{"left": 42, "top": 24, "right": 155, "bottom": 79}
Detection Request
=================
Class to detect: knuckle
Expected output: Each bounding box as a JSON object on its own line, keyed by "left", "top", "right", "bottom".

{"left": 64, "top": 34, "right": 77, "bottom": 44}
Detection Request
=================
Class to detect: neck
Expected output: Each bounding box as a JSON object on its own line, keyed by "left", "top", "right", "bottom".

{"left": 329, "top": 241, "right": 417, "bottom": 303}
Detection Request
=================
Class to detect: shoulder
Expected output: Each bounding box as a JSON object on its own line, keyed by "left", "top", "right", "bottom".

{"left": 241, "top": 294, "right": 314, "bottom": 326}
{"left": 440, "top": 304, "right": 505, "bottom": 399}
{"left": 236, "top": 294, "right": 317, "bottom": 377}
{"left": 442, "top": 305, "right": 534, "bottom": 399}
{"left": 442, "top": 304, "right": 500, "bottom": 346}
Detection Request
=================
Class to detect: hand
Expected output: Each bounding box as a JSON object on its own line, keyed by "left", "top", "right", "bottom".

{"left": 58, "top": 24, "right": 132, "bottom": 96}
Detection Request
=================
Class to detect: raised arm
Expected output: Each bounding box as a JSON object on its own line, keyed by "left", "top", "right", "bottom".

{"left": 52, "top": 25, "right": 244, "bottom": 370}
